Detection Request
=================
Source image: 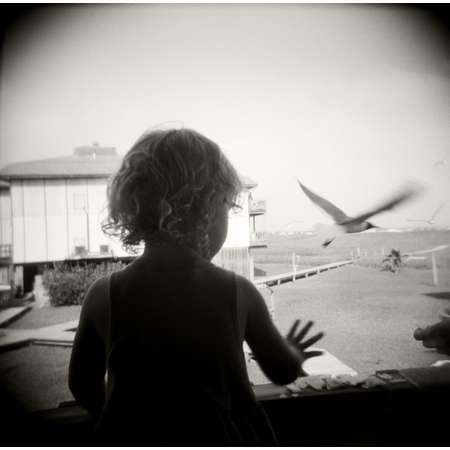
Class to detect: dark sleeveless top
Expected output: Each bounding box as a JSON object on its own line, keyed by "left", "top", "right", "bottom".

{"left": 95, "top": 249, "right": 277, "bottom": 445}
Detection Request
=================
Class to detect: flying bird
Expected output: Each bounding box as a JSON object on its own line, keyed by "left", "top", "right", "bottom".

{"left": 297, "top": 179, "right": 419, "bottom": 247}
{"left": 434, "top": 159, "right": 447, "bottom": 167}
{"left": 408, "top": 203, "right": 446, "bottom": 226}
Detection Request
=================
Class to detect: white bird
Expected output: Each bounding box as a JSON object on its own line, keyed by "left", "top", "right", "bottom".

{"left": 297, "top": 179, "right": 419, "bottom": 247}
{"left": 408, "top": 203, "right": 446, "bottom": 226}
{"left": 434, "top": 159, "right": 448, "bottom": 167}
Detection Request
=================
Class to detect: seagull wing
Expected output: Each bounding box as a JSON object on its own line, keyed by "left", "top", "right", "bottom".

{"left": 343, "top": 187, "right": 419, "bottom": 225}
{"left": 431, "top": 203, "right": 446, "bottom": 221}
{"left": 297, "top": 179, "right": 349, "bottom": 223}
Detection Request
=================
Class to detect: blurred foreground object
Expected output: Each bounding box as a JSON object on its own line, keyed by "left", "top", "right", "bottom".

{"left": 414, "top": 316, "right": 450, "bottom": 355}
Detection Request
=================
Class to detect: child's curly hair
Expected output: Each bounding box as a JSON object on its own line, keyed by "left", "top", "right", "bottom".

{"left": 102, "top": 128, "right": 243, "bottom": 259}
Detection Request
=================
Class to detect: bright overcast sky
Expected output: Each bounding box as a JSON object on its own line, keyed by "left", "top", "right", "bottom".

{"left": 0, "top": 4, "right": 449, "bottom": 231}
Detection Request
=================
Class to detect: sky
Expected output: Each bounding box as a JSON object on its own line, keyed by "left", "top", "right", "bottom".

{"left": 0, "top": 4, "right": 449, "bottom": 231}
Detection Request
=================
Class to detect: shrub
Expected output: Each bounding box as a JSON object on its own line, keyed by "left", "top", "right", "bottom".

{"left": 42, "top": 261, "right": 126, "bottom": 307}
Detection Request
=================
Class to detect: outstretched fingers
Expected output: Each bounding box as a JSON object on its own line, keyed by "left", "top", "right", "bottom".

{"left": 287, "top": 319, "right": 325, "bottom": 360}
{"left": 287, "top": 319, "right": 301, "bottom": 340}
{"left": 300, "top": 332, "right": 324, "bottom": 349}
{"left": 304, "top": 350, "right": 323, "bottom": 359}
{"left": 294, "top": 320, "right": 313, "bottom": 343}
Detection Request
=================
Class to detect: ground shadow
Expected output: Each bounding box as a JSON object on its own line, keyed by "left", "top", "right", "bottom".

{"left": 422, "top": 292, "right": 450, "bottom": 301}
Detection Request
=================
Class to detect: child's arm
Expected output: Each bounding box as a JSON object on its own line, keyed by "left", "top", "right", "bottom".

{"left": 69, "top": 277, "right": 109, "bottom": 419}
{"left": 237, "top": 276, "right": 324, "bottom": 386}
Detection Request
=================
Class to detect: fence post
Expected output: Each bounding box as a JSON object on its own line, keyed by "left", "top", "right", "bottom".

{"left": 249, "top": 256, "right": 255, "bottom": 282}
{"left": 431, "top": 252, "right": 438, "bottom": 285}
{"left": 267, "top": 286, "right": 275, "bottom": 319}
{"left": 292, "top": 252, "right": 296, "bottom": 281}
{"left": 271, "top": 290, "right": 275, "bottom": 318}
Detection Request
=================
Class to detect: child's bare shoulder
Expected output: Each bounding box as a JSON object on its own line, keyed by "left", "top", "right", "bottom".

{"left": 234, "top": 272, "right": 256, "bottom": 291}
{"left": 234, "top": 273, "right": 264, "bottom": 309}
{"left": 83, "top": 276, "right": 109, "bottom": 310}
{"left": 79, "top": 276, "right": 110, "bottom": 337}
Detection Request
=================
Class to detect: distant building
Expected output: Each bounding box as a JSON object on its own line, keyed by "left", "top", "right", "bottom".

{"left": 0, "top": 144, "right": 266, "bottom": 294}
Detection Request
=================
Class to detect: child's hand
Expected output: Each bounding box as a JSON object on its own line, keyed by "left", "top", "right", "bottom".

{"left": 286, "top": 319, "right": 324, "bottom": 370}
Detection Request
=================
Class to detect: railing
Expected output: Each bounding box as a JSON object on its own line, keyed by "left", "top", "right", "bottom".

{"left": 212, "top": 247, "right": 250, "bottom": 278}
{"left": 249, "top": 200, "right": 266, "bottom": 215}
{"left": 254, "top": 259, "right": 354, "bottom": 287}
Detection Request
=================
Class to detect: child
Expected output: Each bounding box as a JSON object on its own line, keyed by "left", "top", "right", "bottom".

{"left": 69, "top": 127, "right": 324, "bottom": 445}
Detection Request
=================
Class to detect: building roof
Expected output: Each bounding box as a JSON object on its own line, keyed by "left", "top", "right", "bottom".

{"left": 0, "top": 180, "right": 9, "bottom": 189}
{"left": 0, "top": 146, "right": 120, "bottom": 180}
{"left": 240, "top": 175, "right": 257, "bottom": 189}
{"left": 0, "top": 145, "right": 258, "bottom": 188}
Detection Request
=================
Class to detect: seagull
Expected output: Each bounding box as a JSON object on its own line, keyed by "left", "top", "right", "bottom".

{"left": 297, "top": 179, "right": 419, "bottom": 247}
{"left": 408, "top": 203, "right": 446, "bottom": 226}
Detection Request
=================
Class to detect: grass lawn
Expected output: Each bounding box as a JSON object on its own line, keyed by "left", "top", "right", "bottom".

{"left": 259, "top": 265, "right": 449, "bottom": 373}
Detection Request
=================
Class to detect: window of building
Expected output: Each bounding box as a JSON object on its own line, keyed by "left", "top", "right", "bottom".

{"left": 99, "top": 244, "right": 110, "bottom": 255}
